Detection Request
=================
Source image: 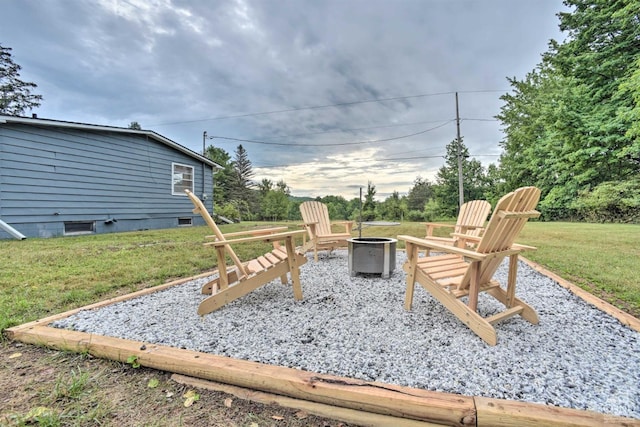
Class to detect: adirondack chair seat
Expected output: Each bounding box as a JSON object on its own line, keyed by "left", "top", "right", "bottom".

{"left": 399, "top": 187, "right": 541, "bottom": 346}
{"left": 185, "top": 190, "right": 307, "bottom": 316}
{"left": 299, "top": 201, "right": 353, "bottom": 262}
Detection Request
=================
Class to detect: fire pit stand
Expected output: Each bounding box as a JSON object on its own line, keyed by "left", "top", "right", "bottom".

{"left": 347, "top": 237, "right": 397, "bottom": 279}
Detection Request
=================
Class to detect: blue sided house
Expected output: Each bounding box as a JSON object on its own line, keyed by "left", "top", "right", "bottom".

{"left": 0, "top": 115, "right": 221, "bottom": 239}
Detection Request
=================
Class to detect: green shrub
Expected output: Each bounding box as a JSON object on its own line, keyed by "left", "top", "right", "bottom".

{"left": 406, "top": 209, "right": 425, "bottom": 222}
{"left": 572, "top": 179, "right": 640, "bottom": 223}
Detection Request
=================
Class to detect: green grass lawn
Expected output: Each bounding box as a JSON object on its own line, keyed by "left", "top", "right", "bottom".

{"left": 1, "top": 221, "right": 638, "bottom": 335}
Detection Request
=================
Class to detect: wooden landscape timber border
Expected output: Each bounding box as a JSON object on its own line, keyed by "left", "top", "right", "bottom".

{"left": 6, "top": 259, "right": 640, "bottom": 427}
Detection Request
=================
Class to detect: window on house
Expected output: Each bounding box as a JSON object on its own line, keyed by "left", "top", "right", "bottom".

{"left": 64, "top": 221, "right": 95, "bottom": 235}
{"left": 178, "top": 217, "right": 192, "bottom": 226}
{"left": 172, "top": 163, "right": 194, "bottom": 195}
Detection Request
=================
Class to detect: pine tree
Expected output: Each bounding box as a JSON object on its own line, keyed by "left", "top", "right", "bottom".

{"left": 0, "top": 44, "right": 43, "bottom": 115}
{"left": 229, "top": 145, "right": 257, "bottom": 219}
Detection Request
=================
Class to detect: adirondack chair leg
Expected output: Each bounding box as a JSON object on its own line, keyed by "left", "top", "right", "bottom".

{"left": 216, "top": 246, "right": 230, "bottom": 290}
{"left": 285, "top": 237, "right": 304, "bottom": 301}
{"left": 467, "top": 262, "right": 480, "bottom": 312}
{"left": 403, "top": 243, "right": 418, "bottom": 310}
{"left": 506, "top": 254, "right": 518, "bottom": 307}
{"left": 289, "top": 253, "right": 306, "bottom": 301}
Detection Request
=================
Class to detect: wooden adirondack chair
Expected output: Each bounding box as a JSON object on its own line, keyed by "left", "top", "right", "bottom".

{"left": 185, "top": 190, "right": 307, "bottom": 316}
{"left": 398, "top": 187, "right": 541, "bottom": 346}
{"left": 299, "top": 201, "right": 353, "bottom": 262}
{"left": 423, "top": 199, "right": 491, "bottom": 250}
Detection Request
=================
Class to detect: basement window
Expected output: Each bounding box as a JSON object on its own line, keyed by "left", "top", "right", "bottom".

{"left": 64, "top": 221, "right": 96, "bottom": 235}
{"left": 178, "top": 217, "right": 193, "bottom": 226}
{"left": 172, "top": 163, "right": 194, "bottom": 195}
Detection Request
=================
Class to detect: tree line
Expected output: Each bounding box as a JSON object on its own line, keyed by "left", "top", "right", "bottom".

{"left": 496, "top": 0, "right": 640, "bottom": 222}
{"left": 204, "top": 138, "right": 500, "bottom": 223}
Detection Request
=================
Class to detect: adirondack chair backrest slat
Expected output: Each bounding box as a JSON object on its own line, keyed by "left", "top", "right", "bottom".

{"left": 300, "top": 201, "right": 333, "bottom": 237}
{"left": 455, "top": 200, "right": 491, "bottom": 237}
{"left": 458, "top": 187, "right": 541, "bottom": 289}
{"left": 476, "top": 186, "right": 540, "bottom": 253}
{"left": 185, "top": 190, "right": 248, "bottom": 277}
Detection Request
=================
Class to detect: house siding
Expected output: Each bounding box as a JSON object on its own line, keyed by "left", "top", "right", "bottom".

{"left": 0, "top": 122, "right": 214, "bottom": 239}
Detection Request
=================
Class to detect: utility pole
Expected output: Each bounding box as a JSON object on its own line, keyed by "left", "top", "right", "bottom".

{"left": 455, "top": 92, "right": 464, "bottom": 208}
{"left": 202, "top": 131, "right": 215, "bottom": 202}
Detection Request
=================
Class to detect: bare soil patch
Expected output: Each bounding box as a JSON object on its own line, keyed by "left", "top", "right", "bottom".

{"left": 0, "top": 341, "right": 352, "bottom": 426}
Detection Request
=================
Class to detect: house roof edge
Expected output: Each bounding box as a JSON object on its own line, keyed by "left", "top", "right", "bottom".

{"left": 0, "top": 115, "right": 221, "bottom": 170}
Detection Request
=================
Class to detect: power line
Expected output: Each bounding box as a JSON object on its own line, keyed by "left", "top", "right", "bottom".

{"left": 254, "top": 118, "right": 453, "bottom": 141}
{"left": 210, "top": 120, "right": 454, "bottom": 147}
{"left": 461, "top": 118, "right": 499, "bottom": 122}
{"left": 150, "top": 89, "right": 507, "bottom": 126}
{"left": 253, "top": 152, "right": 499, "bottom": 168}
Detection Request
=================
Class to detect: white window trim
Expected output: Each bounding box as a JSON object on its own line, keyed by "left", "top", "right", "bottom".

{"left": 171, "top": 162, "right": 194, "bottom": 196}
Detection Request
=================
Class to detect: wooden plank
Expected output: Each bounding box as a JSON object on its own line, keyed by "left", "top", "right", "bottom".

{"left": 263, "top": 252, "right": 281, "bottom": 265}
{"left": 485, "top": 306, "right": 524, "bottom": 325}
{"left": 255, "top": 255, "right": 272, "bottom": 269}
{"left": 475, "top": 396, "right": 640, "bottom": 427}
{"left": 7, "top": 325, "right": 477, "bottom": 426}
{"left": 430, "top": 268, "right": 467, "bottom": 280}
{"left": 171, "top": 374, "right": 443, "bottom": 427}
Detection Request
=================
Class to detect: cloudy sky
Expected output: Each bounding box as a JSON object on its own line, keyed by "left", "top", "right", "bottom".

{"left": 3, "top": 0, "right": 566, "bottom": 200}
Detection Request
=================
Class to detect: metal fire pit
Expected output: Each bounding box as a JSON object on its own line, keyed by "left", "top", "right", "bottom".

{"left": 347, "top": 237, "right": 397, "bottom": 279}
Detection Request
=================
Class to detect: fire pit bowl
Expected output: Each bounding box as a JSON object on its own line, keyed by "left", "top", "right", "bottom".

{"left": 347, "top": 237, "right": 397, "bottom": 279}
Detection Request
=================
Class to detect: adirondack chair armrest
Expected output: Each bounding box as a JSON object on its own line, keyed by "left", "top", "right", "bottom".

{"left": 217, "top": 226, "right": 289, "bottom": 239}
{"left": 298, "top": 221, "right": 318, "bottom": 229}
{"left": 422, "top": 221, "right": 455, "bottom": 236}
{"left": 298, "top": 221, "right": 319, "bottom": 236}
{"left": 512, "top": 242, "right": 537, "bottom": 252}
{"left": 397, "top": 235, "right": 486, "bottom": 260}
{"left": 204, "top": 230, "right": 307, "bottom": 247}
{"left": 333, "top": 221, "right": 354, "bottom": 232}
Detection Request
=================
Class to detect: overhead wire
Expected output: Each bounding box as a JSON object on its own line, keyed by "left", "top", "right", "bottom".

{"left": 150, "top": 89, "right": 506, "bottom": 127}
{"left": 209, "top": 120, "right": 455, "bottom": 147}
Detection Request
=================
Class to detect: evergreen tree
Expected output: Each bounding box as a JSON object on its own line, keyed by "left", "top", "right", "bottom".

{"left": 435, "top": 139, "right": 487, "bottom": 217}
{"left": 0, "top": 44, "right": 43, "bottom": 115}
{"left": 406, "top": 177, "right": 434, "bottom": 211}
{"left": 362, "top": 181, "right": 377, "bottom": 221}
{"left": 228, "top": 145, "right": 259, "bottom": 219}
{"left": 379, "top": 191, "right": 405, "bottom": 220}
